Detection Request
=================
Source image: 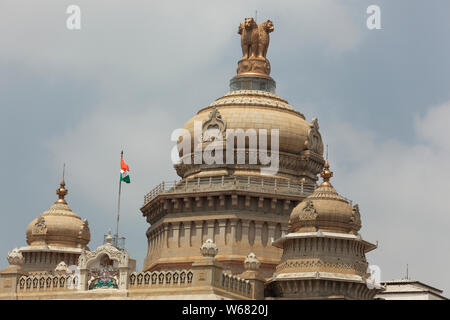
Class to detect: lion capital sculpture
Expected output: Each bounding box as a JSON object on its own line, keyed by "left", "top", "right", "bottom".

{"left": 238, "top": 18, "right": 274, "bottom": 60}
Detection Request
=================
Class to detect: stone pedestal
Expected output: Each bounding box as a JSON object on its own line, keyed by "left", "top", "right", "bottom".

{"left": 0, "top": 265, "right": 27, "bottom": 298}
{"left": 191, "top": 257, "right": 224, "bottom": 288}
{"left": 236, "top": 58, "right": 272, "bottom": 78}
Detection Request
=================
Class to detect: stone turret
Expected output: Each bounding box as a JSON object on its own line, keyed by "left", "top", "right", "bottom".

{"left": 268, "top": 161, "right": 381, "bottom": 299}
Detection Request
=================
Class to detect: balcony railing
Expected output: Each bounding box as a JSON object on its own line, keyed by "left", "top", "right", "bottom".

{"left": 143, "top": 175, "right": 318, "bottom": 206}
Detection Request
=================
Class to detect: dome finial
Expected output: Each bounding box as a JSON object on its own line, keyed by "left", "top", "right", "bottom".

{"left": 56, "top": 164, "right": 68, "bottom": 204}
{"left": 320, "top": 146, "right": 333, "bottom": 187}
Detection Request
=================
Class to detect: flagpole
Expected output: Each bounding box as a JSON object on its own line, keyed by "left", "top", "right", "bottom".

{"left": 115, "top": 150, "right": 123, "bottom": 245}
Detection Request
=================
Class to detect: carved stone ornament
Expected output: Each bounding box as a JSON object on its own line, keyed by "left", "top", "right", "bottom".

{"left": 7, "top": 248, "right": 24, "bottom": 266}
{"left": 350, "top": 204, "right": 362, "bottom": 230}
{"left": 305, "top": 118, "right": 324, "bottom": 156}
{"left": 300, "top": 200, "right": 318, "bottom": 220}
{"left": 55, "top": 261, "right": 68, "bottom": 274}
{"left": 202, "top": 107, "right": 226, "bottom": 143}
{"left": 32, "top": 216, "right": 47, "bottom": 235}
{"left": 200, "top": 239, "right": 218, "bottom": 258}
{"left": 78, "top": 242, "right": 130, "bottom": 270}
{"left": 78, "top": 219, "right": 90, "bottom": 239}
{"left": 244, "top": 252, "right": 261, "bottom": 270}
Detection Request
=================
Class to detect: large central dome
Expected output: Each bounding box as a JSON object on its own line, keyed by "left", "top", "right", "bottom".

{"left": 177, "top": 90, "right": 324, "bottom": 182}
{"left": 176, "top": 85, "right": 324, "bottom": 182}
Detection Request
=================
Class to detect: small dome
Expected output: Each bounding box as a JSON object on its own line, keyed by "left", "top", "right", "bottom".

{"left": 25, "top": 180, "right": 90, "bottom": 249}
{"left": 289, "top": 160, "right": 362, "bottom": 234}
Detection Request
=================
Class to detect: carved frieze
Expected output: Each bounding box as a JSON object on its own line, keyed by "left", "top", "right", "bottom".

{"left": 299, "top": 200, "right": 318, "bottom": 221}
{"left": 202, "top": 107, "right": 226, "bottom": 143}
{"left": 32, "top": 216, "right": 47, "bottom": 235}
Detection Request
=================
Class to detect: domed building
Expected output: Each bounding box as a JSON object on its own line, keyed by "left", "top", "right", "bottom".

{"left": 19, "top": 179, "right": 90, "bottom": 273}
{"left": 268, "top": 161, "right": 380, "bottom": 299}
{"left": 3, "top": 16, "right": 425, "bottom": 300}
{"left": 141, "top": 18, "right": 325, "bottom": 278}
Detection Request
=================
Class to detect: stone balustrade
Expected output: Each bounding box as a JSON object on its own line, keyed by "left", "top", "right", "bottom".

{"left": 220, "top": 272, "right": 252, "bottom": 298}
{"left": 144, "top": 175, "right": 317, "bottom": 206}
{"left": 17, "top": 274, "right": 79, "bottom": 292}
{"left": 128, "top": 270, "right": 194, "bottom": 288}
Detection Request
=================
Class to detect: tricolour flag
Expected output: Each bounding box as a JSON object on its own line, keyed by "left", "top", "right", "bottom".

{"left": 120, "top": 154, "right": 130, "bottom": 183}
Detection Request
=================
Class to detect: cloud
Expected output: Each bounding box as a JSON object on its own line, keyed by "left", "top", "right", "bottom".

{"left": 323, "top": 100, "right": 450, "bottom": 292}
{"left": 0, "top": 1, "right": 362, "bottom": 83}
{"left": 45, "top": 104, "right": 179, "bottom": 211}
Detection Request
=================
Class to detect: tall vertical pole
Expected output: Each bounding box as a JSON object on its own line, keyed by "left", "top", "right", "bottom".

{"left": 115, "top": 151, "right": 123, "bottom": 245}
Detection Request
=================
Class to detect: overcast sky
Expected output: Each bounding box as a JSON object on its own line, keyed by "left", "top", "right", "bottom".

{"left": 1, "top": 0, "right": 449, "bottom": 294}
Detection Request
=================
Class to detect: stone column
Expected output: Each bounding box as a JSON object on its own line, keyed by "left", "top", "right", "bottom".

{"left": 79, "top": 268, "right": 89, "bottom": 291}
{"left": 268, "top": 223, "right": 276, "bottom": 245}
{"left": 207, "top": 220, "right": 215, "bottom": 242}
{"left": 241, "top": 220, "right": 251, "bottom": 251}
{"left": 119, "top": 267, "right": 129, "bottom": 290}
{"left": 216, "top": 219, "right": 227, "bottom": 248}
{"left": 254, "top": 220, "right": 263, "bottom": 247}
{"left": 230, "top": 220, "right": 237, "bottom": 245}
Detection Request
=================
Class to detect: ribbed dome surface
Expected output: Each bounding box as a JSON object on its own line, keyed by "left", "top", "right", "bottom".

{"left": 25, "top": 180, "right": 90, "bottom": 249}
{"left": 289, "top": 161, "right": 362, "bottom": 234}
{"left": 176, "top": 90, "right": 324, "bottom": 181}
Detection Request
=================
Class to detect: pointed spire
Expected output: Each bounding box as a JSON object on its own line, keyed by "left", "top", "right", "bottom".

{"left": 105, "top": 229, "right": 113, "bottom": 244}
{"left": 55, "top": 177, "right": 68, "bottom": 204}
{"left": 320, "top": 159, "right": 333, "bottom": 187}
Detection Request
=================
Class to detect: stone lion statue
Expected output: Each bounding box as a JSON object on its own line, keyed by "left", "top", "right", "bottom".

{"left": 257, "top": 20, "right": 274, "bottom": 59}
{"left": 238, "top": 18, "right": 274, "bottom": 61}
{"left": 238, "top": 17, "right": 259, "bottom": 59}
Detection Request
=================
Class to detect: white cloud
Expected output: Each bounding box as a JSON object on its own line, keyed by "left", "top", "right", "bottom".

{"left": 45, "top": 104, "right": 179, "bottom": 211}
{"left": 0, "top": 0, "right": 362, "bottom": 86}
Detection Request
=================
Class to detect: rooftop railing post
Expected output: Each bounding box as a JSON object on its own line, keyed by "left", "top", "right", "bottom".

{"left": 197, "top": 177, "right": 200, "bottom": 187}
{"left": 247, "top": 176, "right": 250, "bottom": 187}
{"left": 162, "top": 181, "right": 165, "bottom": 192}
{"left": 301, "top": 181, "right": 304, "bottom": 194}
{"left": 209, "top": 176, "right": 212, "bottom": 187}
{"left": 222, "top": 176, "right": 224, "bottom": 186}
{"left": 274, "top": 179, "right": 277, "bottom": 191}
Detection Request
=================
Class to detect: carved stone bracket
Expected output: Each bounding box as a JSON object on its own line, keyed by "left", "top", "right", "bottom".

{"left": 32, "top": 216, "right": 47, "bottom": 235}
{"left": 300, "top": 200, "right": 318, "bottom": 221}
{"left": 305, "top": 118, "right": 324, "bottom": 156}
{"left": 202, "top": 107, "right": 226, "bottom": 143}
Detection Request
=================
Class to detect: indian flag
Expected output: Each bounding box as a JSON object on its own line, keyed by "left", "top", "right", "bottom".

{"left": 120, "top": 154, "right": 130, "bottom": 184}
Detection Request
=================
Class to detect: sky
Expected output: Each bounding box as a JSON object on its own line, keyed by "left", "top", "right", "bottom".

{"left": 1, "top": 0, "right": 449, "bottom": 295}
